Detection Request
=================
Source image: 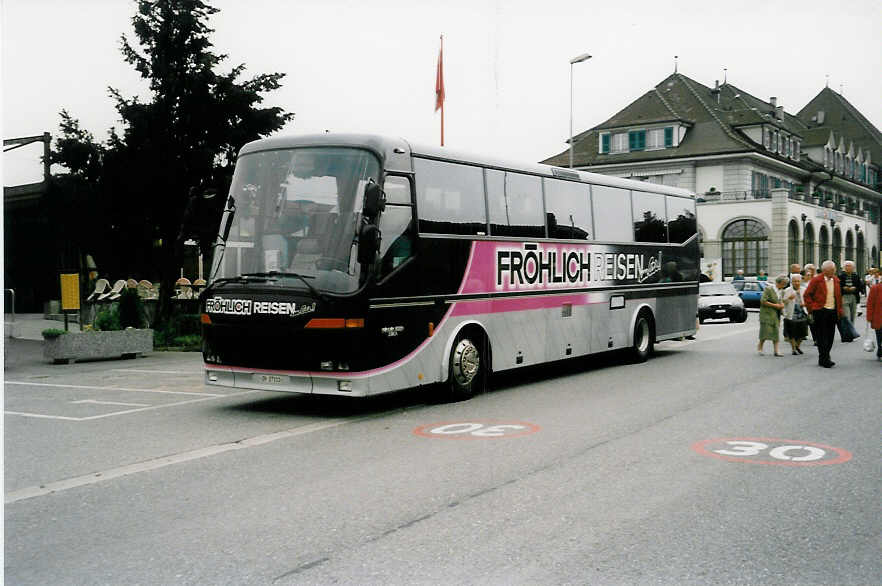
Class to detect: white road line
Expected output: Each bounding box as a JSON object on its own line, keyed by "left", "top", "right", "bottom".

{"left": 5, "top": 380, "right": 223, "bottom": 397}
{"left": 5, "top": 391, "right": 261, "bottom": 422}
{"left": 112, "top": 369, "right": 196, "bottom": 375}
{"left": 4, "top": 411, "right": 81, "bottom": 421}
{"left": 5, "top": 416, "right": 362, "bottom": 504}
{"left": 72, "top": 400, "right": 151, "bottom": 407}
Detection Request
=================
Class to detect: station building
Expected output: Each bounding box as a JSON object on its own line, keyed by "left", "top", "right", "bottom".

{"left": 543, "top": 73, "right": 882, "bottom": 280}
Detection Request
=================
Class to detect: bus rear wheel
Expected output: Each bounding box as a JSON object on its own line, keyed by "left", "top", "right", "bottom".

{"left": 445, "top": 331, "right": 485, "bottom": 401}
{"left": 631, "top": 312, "right": 654, "bottom": 363}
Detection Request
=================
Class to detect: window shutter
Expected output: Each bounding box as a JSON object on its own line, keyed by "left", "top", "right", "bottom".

{"left": 601, "top": 133, "right": 610, "bottom": 153}
{"left": 664, "top": 126, "right": 673, "bottom": 147}
{"left": 628, "top": 131, "right": 637, "bottom": 151}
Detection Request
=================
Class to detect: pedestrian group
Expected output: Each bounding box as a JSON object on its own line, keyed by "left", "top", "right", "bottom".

{"left": 753, "top": 261, "right": 882, "bottom": 367}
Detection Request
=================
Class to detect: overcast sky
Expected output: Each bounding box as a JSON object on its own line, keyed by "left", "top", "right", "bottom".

{"left": 3, "top": 0, "right": 881, "bottom": 186}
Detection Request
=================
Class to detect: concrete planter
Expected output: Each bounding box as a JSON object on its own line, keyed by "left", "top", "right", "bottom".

{"left": 43, "top": 328, "right": 154, "bottom": 364}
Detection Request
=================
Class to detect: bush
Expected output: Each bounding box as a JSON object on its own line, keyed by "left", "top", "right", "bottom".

{"left": 42, "top": 328, "right": 68, "bottom": 339}
{"left": 154, "top": 313, "right": 201, "bottom": 349}
{"left": 118, "top": 288, "right": 145, "bottom": 329}
{"left": 94, "top": 307, "right": 121, "bottom": 331}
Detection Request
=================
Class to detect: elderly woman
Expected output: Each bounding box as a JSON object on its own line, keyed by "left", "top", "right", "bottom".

{"left": 782, "top": 274, "right": 808, "bottom": 354}
{"left": 757, "top": 274, "right": 788, "bottom": 356}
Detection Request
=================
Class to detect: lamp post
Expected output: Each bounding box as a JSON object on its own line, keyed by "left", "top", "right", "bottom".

{"left": 569, "top": 53, "right": 592, "bottom": 168}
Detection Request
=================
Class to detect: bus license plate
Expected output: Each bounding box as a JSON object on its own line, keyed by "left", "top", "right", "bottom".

{"left": 254, "top": 374, "right": 288, "bottom": 385}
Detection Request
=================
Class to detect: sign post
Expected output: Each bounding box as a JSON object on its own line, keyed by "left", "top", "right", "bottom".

{"left": 60, "top": 273, "right": 81, "bottom": 332}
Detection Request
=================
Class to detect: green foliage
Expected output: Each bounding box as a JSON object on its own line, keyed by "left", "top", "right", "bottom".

{"left": 118, "top": 288, "right": 145, "bottom": 329}
{"left": 153, "top": 313, "right": 201, "bottom": 349}
{"left": 42, "top": 328, "right": 69, "bottom": 339}
{"left": 50, "top": 0, "right": 294, "bottom": 330}
{"left": 94, "top": 307, "right": 122, "bottom": 331}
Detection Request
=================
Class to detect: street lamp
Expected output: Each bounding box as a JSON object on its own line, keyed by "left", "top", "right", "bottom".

{"left": 569, "top": 53, "right": 592, "bottom": 168}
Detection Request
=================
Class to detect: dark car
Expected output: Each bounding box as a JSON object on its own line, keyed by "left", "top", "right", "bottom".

{"left": 698, "top": 282, "right": 747, "bottom": 323}
{"left": 732, "top": 279, "right": 768, "bottom": 308}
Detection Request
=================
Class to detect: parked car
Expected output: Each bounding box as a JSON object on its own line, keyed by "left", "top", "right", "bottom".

{"left": 731, "top": 279, "right": 767, "bottom": 308}
{"left": 698, "top": 282, "right": 747, "bottom": 323}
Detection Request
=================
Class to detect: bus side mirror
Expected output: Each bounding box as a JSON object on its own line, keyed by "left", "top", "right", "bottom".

{"left": 363, "top": 181, "right": 386, "bottom": 219}
{"left": 358, "top": 224, "right": 380, "bottom": 265}
{"left": 220, "top": 196, "right": 236, "bottom": 243}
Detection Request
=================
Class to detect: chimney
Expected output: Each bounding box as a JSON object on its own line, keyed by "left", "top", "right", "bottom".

{"left": 711, "top": 80, "right": 721, "bottom": 104}
{"left": 770, "top": 96, "right": 777, "bottom": 108}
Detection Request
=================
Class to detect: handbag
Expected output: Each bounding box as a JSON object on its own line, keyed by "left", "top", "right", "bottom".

{"left": 864, "top": 323, "right": 877, "bottom": 352}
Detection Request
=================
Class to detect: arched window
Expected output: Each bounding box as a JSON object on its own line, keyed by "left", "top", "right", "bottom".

{"left": 832, "top": 228, "right": 842, "bottom": 266}
{"left": 845, "top": 230, "right": 854, "bottom": 266}
{"left": 722, "top": 219, "right": 768, "bottom": 277}
{"left": 818, "top": 226, "right": 829, "bottom": 263}
{"left": 788, "top": 220, "right": 800, "bottom": 267}
{"left": 803, "top": 223, "right": 815, "bottom": 266}
{"left": 856, "top": 233, "right": 866, "bottom": 275}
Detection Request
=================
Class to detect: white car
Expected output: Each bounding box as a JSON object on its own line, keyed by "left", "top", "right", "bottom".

{"left": 698, "top": 282, "right": 747, "bottom": 323}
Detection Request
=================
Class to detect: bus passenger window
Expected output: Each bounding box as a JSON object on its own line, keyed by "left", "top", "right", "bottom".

{"left": 487, "top": 170, "right": 544, "bottom": 238}
{"left": 591, "top": 185, "right": 633, "bottom": 242}
{"left": 414, "top": 159, "right": 486, "bottom": 235}
{"left": 632, "top": 191, "right": 668, "bottom": 243}
{"left": 543, "top": 178, "right": 592, "bottom": 240}
{"left": 666, "top": 196, "right": 697, "bottom": 243}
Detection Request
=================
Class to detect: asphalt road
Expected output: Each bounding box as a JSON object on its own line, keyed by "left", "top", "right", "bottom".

{"left": 4, "top": 314, "right": 880, "bottom": 585}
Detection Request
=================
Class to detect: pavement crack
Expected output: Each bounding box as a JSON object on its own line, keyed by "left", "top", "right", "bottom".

{"left": 273, "top": 557, "right": 330, "bottom": 582}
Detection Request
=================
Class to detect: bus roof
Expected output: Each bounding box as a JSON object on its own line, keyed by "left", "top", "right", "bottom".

{"left": 238, "top": 133, "right": 695, "bottom": 199}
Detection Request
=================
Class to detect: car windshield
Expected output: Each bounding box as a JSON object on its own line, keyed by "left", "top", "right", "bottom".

{"left": 700, "top": 283, "right": 737, "bottom": 296}
{"left": 211, "top": 147, "right": 380, "bottom": 294}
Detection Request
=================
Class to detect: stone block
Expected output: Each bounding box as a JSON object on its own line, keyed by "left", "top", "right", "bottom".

{"left": 43, "top": 328, "right": 154, "bottom": 364}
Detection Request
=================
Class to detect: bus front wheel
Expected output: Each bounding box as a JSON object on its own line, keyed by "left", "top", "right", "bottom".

{"left": 631, "top": 312, "right": 654, "bottom": 363}
{"left": 445, "top": 331, "right": 485, "bottom": 401}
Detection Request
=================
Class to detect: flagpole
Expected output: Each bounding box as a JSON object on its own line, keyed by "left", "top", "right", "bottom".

{"left": 440, "top": 35, "right": 445, "bottom": 147}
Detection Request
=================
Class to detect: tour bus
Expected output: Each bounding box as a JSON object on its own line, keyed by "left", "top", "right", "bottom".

{"left": 199, "top": 133, "right": 699, "bottom": 399}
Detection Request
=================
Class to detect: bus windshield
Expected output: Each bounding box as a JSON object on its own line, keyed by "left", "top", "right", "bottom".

{"left": 214, "top": 147, "right": 380, "bottom": 293}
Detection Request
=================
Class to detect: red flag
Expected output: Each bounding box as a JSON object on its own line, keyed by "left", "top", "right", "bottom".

{"left": 435, "top": 39, "right": 445, "bottom": 112}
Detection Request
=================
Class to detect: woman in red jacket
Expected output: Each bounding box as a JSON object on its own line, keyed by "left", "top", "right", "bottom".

{"left": 866, "top": 279, "right": 882, "bottom": 361}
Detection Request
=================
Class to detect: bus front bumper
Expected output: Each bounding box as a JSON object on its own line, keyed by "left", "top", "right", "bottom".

{"left": 204, "top": 365, "right": 378, "bottom": 397}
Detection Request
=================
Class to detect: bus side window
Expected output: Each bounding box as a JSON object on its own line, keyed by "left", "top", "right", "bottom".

{"left": 414, "top": 159, "right": 486, "bottom": 235}
{"left": 487, "top": 170, "right": 544, "bottom": 238}
{"left": 632, "top": 191, "right": 668, "bottom": 243}
{"left": 544, "top": 178, "right": 592, "bottom": 240}
{"left": 591, "top": 185, "right": 633, "bottom": 242}
{"left": 666, "top": 195, "right": 697, "bottom": 243}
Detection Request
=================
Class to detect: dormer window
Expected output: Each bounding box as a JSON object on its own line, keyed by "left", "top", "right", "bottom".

{"left": 599, "top": 125, "right": 677, "bottom": 154}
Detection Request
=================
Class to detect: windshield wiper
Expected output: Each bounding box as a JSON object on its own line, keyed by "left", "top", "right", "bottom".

{"left": 241, "top": 271, "right": 327, "bottom": 301}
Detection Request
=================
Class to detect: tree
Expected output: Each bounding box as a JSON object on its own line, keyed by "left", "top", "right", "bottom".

{"left": 51, "top": 0, "right": 293, "bottom": 324}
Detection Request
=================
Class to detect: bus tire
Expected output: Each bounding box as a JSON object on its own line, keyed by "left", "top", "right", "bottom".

{"left": 444, "top": 330, "right": 486, "bottom": 401}
{"left": 631, "top": 311, "right": 654, "bottom": 363}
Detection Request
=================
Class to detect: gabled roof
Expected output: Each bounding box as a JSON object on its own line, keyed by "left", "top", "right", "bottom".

{"left": 797, "top": 87, "right": 882, "bottom": 164}
{"left": 543, "top": 73, "right": 881, "bottom": 184}
{"left": 545, "top": 73, "right": 768, "bottom": 167}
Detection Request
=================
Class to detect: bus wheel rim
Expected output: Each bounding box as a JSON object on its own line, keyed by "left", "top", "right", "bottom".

{"left": 453, "top": 339, "right": 480, "bottom": 385}
{"left": 637, "top": 320, "right": 650, "bottom": 353}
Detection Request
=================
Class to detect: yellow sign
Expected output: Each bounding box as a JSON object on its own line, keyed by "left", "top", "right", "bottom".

{"left": 60, "top": 273, "right": 80, "bottom": 311}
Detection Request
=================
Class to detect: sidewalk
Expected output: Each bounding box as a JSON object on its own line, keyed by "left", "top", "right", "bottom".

{"left": 4, "top": 313, "right": 83, "bottom": 341}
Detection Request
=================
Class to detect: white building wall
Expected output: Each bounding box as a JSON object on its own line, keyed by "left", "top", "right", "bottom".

{"left": 695, "top": 164, "right": 724, "bottom": 194}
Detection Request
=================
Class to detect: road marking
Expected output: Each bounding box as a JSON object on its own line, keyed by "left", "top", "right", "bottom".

{"left": 4, "top": 393, "right": 254, "bottom": 422}
{"left": 72, "top": 399, "right": 151, "bottom": 407}
{"left": 414, "top": 421, "right": 541, "bottom": 439}
{"left": 692, "top": 437, "right": 852, "bottom": 466}
{"left": 5, "top": 380, "right": 223, "bottom": 397}
{"left": 5, "top": 416, "right": 365, "bottom": 504}
{"left": 112, "top": 368, "right": 196, "bottom": 374}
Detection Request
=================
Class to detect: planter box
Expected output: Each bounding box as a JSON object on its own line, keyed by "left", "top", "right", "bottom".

{"left": 43, "top": 328, "right": 154, "bottom": 364}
